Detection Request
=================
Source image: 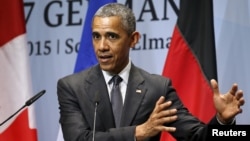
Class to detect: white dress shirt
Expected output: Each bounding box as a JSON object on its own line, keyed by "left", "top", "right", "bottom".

{"left": 102, "top": 60, "right": 131, "bottom": 104}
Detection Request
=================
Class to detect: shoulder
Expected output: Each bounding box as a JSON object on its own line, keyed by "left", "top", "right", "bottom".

{"left": 57, "top": 64, "right": 100, "bottom": 85}
{"left": 132, "top": 64, "right": 172, "bottom": 85}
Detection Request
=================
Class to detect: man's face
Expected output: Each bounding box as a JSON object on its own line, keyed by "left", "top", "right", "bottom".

{"left": 92, "top": 16, "right": 134, "bottom": 74}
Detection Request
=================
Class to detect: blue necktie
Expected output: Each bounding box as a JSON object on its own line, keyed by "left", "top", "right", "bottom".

{"left": 109, "top": 75, "right": 123, "bottom": 127}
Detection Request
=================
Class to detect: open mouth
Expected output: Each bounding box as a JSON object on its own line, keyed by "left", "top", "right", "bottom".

{"left": 99, "top": 54, "right": 112, "bottom": 63}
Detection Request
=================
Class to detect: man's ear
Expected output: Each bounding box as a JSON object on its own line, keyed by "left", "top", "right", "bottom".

{"left": 129, "top": 31, "right": 140, "bottom": 48}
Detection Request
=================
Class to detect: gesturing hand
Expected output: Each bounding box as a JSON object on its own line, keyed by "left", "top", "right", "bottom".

{"left": 135, "top": 96, "right": 177, "bottom": 141}
{"left": 211, "top": 79, "right": 245, "bottom": 124}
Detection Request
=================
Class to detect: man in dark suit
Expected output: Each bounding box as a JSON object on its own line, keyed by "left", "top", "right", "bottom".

{"left": 57, "top": 3, "right": 244, "bottom": 141}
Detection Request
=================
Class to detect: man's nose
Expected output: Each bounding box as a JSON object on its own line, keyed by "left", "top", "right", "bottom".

{"left": 98, "top": 38, "right": 109, "bottom": 50}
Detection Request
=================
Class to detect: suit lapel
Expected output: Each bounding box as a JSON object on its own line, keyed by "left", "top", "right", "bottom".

{"left": 120, "top": 65, "right": 147, "bottom": 126}
{"left": 85, "top": 65, "right": 116, "bottom": 129}
{"left": 85, "top": 64, "right": 147, "bottom": 128}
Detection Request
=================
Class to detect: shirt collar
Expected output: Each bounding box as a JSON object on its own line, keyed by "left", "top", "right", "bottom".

{"left": 102, "top": 60, "right": 131, "bottom": 85}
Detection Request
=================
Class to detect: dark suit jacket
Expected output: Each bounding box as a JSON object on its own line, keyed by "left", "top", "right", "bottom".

{"left": 57, "top": 63, "right": 220, "bottom": 141}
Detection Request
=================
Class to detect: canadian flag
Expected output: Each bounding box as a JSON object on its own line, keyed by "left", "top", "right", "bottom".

{"left": 0, "top": 0, "right": 38, "bottom": 141}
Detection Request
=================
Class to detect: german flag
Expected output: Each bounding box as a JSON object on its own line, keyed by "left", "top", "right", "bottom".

{"left": 161, "top": 0, "right": 217, "bottom": 140}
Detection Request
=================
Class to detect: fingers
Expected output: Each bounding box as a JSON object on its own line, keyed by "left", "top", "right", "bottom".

{"left": 155, "top": 125, "right": 176, "bottom": 133}
{"left": 152, "top": 114, "right": 177, "bottom": 135}
{"left": 156, "top": 96, "right": 166, "bottom": 105}
{"left": 229, "top": 83, "right": 245, "bottom": 108}
{"left": 152, "top": 97, "right": 178, "bottom": 126}
{"left": 160, "top": 108, "right": 177, "bottom": 118}
{"left": 210, "top": 79, "right": 240, "bottom": 96}
{"left": 235, "top": 89, "right": 244, "bottom": 100}
{"left": 154, "top": 109, "right": 177, "bottom": 126}
{"left": 236, "top": 90, "right": 245, "bottom": 109}
{"left": 154, "top": 96, "right": 171, "bottom": 113}
{"left": 210, "top": 79, "right": 220, "bottom": 96}
{"left": 238, "top": 97, "right": 245, "bottom": 107}
{"left": 229, "top": 83, "right": 239, "bottom": 96}
{"left": 136, "top": 97, "right": 178, "bottom": 139}
{"left": 154, "top": 96, "right": 177, "bottom": 116}
{"left": 163, "top": 126, "right": 176, "bottom": 132}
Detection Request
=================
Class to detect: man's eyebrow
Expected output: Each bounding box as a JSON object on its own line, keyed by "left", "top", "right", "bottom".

{"left": 92, "top": 31, "right": 100, "bottom": 35}
{"left": 106, "top": 32, "right": 118, "bottom": 35}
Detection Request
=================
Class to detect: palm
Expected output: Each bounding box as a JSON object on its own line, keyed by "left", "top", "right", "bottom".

{"left": 210, "top": 79, "right": 244, "bottom": 123}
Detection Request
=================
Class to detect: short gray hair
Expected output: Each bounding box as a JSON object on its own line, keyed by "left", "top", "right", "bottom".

{"left": 94, "top": 3, "right": 136, "bottom": 35}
